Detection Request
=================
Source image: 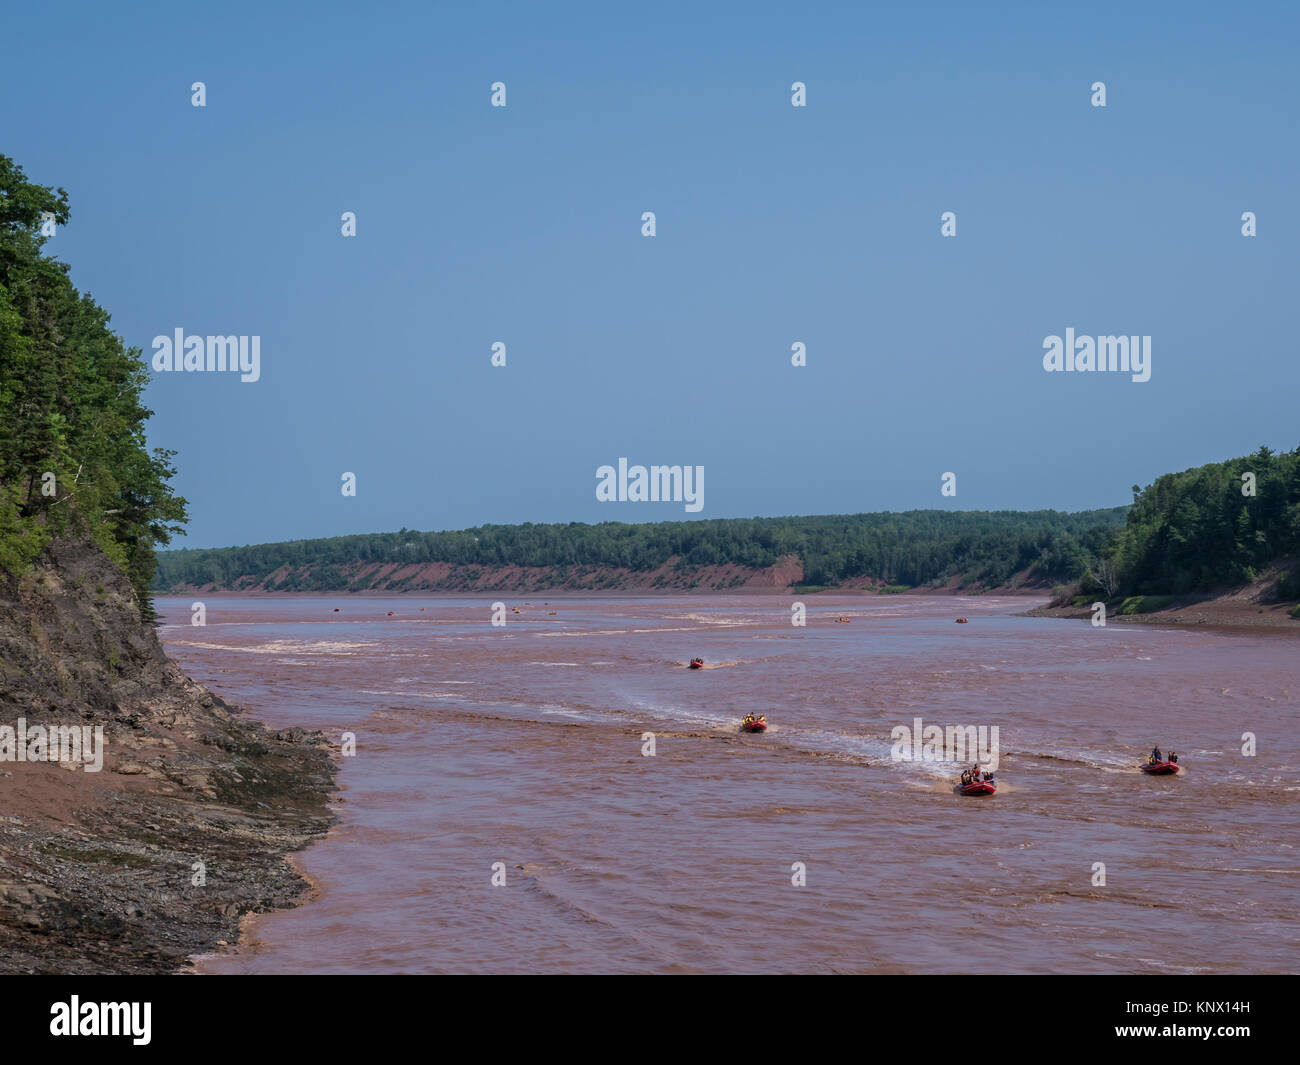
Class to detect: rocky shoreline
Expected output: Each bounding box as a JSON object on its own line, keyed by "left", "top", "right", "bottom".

{"left": 0, "top": 537, "right": 338, "bottom": 974}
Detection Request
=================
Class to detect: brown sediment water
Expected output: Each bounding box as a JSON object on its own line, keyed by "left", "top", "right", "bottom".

{"left": 155, "top": 595, "right": 1299, "bottom": 974}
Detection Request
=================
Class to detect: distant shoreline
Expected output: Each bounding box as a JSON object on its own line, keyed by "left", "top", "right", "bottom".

{"left": 153, "top": 585, "right": 1050, "bottom": 600}
{"left": 151, "top": 585, "right": 1300, "bottom": 632}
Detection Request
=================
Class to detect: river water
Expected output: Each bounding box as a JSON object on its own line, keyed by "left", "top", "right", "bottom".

{"left": 154, "top": 595, "right": 1299, "bottom": 974}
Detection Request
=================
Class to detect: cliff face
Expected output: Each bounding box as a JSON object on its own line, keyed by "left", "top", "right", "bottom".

{"left": 0, "top": 536, "right": 336, "bottom": 973}
{"left": 167, "top": 554, "right": 810, "bottom": 595}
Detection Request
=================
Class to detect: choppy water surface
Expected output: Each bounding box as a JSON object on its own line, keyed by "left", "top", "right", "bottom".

{"left": 154, "top": 595, "right": 1299, "bottom": 974}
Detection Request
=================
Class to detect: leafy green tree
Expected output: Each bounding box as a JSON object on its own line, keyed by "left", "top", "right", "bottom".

{"left": 0, "top": 155, "right": 187, "bottom": 608}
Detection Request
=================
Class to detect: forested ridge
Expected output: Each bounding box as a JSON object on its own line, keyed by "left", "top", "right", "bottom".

{"left": 1108, "top": 446, "right": 1300, "bottom": 597}
{"left": 154, "top": 508, "right": 1129, "bottom": 593}
{"left": 0, "top": 156, "right": 186, "bottom": 608}
{"left": 153, "top": 447, "right": 1300, "bottom": 600}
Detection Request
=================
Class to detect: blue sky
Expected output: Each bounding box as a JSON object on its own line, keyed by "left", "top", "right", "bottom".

{"left": 4, "top": 1, "right": 1296, "bottom": 548}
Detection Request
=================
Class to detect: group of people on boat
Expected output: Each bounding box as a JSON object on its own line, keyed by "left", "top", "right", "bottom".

{"left": 959, "top": 764, "right": 993, "bottom": 786}
{"left": 1148, "top": 745, "right": 1179, "bottom": 766}
{"left": 741, "top": 713, "right": 766, "bottom": 728}
{"left": 960, "top": 765, "right": 990, "bottom": 785}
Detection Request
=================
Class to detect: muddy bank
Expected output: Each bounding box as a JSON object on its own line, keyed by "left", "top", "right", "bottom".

{"left": 160, "top": 556, "right": 1053, "bottom": 598}
{"left": 0, "top": 536, "right": 337, "bottom": 974}
{"left": 163, "top": 555, "right": 807, "bottom": 596}
{"left": 1023, "top": 593, "right": 1300, "bottom": 632}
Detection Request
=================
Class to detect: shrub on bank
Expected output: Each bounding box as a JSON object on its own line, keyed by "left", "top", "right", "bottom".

{"left": 1118, "top": 595, "right": 1176, "bottom": 615}
{"left": 1049, "top": 583, "right": 1081, "bottom": 607}
{"left": 1275, "top": 570, "right": 1300, "bottom": 601}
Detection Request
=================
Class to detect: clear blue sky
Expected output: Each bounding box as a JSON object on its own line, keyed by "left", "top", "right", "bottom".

{"left": 4, "top": 1, "right": 1296, "bottom": 548}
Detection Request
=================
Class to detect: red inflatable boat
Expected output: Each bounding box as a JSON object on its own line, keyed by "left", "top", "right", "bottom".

{"left": 740, "top": 717, "right": 767, "bottom": 733}
{"left": 1140, "top": 760, "right": 1180, "bottom": 775}
{"left": 688, "top": 658, "right": 704, "bottom": 670}
{"left": 955, "top": 777, "right": 996, "bottom": 796}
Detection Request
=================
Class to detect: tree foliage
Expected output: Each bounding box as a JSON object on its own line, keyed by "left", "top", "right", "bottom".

{"left": 0, "top": 155, "right": 187, "bottom": 603}
{"left": 1107, "top": 446, "right": 1300, "bottom": 595}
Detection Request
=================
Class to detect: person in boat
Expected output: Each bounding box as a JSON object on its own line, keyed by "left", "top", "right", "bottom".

{"left": 1149, "top": 745, "right": 1162, "bottom": 765}
{"left": 1169, "top": 752, "right": 1178, "bottom": 764}
{"left": 960, "top": 769, "right": 971, "bottom": 786}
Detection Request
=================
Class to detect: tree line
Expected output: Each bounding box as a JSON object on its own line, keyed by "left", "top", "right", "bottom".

{"left": 153, "top": 508, "right": 1130, "bottom": 592}
{"left": 153, "top": 445, "right": 1300, "bottom": 599}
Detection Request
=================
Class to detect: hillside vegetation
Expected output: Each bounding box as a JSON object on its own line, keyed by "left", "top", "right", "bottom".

{"left": 153, "top": 448, "right": 1300, "bottom": 601}
{"left": 1108, "top": 446, "right": 1300, "bottom": 597}
{"left": 0, "top": 155, "right": 186, "bottom": 606}
{"left": 154, "top": 509, "right": 1130, "bottom": 593}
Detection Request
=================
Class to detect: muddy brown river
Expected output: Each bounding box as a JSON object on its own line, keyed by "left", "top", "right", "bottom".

{"left": 154, "top": 595, "right": 1299, "bottom": 974}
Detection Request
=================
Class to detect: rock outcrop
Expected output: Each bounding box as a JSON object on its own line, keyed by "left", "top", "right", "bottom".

{"left": 0, "top": 536, "right": 336, "bottom": 973}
